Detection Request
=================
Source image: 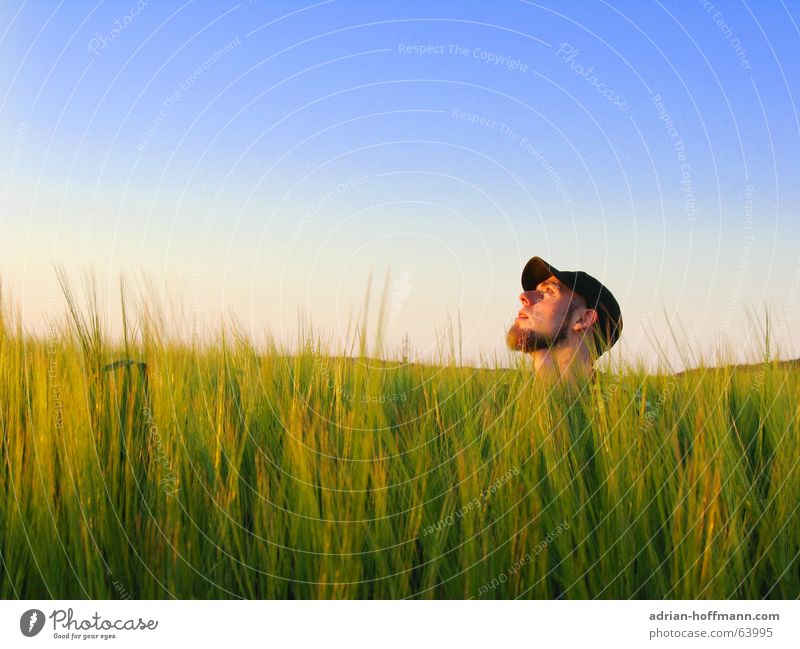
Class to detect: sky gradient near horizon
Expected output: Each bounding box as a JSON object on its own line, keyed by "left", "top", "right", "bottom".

{"left": 1, "top": 0, "right": 799, "bottom": 369}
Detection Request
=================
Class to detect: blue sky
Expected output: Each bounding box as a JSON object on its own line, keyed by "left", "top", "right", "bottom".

{"left": 1, "top": 0, "right": 799, "bottom": 368}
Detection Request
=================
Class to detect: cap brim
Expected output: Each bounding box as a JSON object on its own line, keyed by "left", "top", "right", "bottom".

{"left": 521, "top": 256, "right": 560, "bottom": 291}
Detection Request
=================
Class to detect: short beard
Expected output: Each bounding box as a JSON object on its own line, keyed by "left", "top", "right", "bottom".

{"left": 506, "top": 303, "right": 576, "bottom": 353}
{"left": 506, "top": 322, "right": 571, "bottom": 353}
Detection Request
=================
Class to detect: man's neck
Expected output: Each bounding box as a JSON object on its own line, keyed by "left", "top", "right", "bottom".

{"left": 529, "top": 343, "right": 594, "bottom": 382}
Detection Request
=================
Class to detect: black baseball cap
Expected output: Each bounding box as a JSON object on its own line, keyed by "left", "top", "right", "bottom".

{"left": 521, "top": 256, "right": 623, "bottom": 351}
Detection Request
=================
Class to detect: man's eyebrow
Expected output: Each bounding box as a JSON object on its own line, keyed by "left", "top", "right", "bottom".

{"left": 537, "top": 279, "right": 561, "bottom": 291}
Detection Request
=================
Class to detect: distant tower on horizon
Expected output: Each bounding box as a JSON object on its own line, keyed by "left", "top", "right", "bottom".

{"left": 401, "top": 332, "right": 411, "bottom": 364}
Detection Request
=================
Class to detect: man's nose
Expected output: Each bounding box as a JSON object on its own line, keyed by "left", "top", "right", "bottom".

{"left": 519, "top": 290, "right": 541, "bottom": 305}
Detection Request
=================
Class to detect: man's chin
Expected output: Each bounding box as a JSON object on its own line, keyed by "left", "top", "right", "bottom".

{"left": 506, "top": 323, "right": 553, "bottom": 352}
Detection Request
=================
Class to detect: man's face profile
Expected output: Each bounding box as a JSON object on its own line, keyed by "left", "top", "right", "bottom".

{"left": 506, "top": 275, "right": 582, "bottom": 353}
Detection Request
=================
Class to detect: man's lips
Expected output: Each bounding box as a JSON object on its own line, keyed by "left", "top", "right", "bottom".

{"left": 516, "top": 311, "right": 529, "bottom": 320}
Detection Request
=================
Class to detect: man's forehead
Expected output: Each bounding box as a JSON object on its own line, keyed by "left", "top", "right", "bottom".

{"left": 536, "top": 275, "right": 566, "bottom": 290}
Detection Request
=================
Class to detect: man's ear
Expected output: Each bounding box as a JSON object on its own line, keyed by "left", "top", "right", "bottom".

{"left": 572, "top": 307, "right": 598, "bottom": 332}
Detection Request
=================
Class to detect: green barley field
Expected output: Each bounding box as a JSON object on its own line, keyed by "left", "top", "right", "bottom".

{"left": 1, "top": 276, "right": 798, "bottom": 599}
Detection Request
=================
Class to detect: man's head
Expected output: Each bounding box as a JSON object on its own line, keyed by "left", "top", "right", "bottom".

{"left": 506, "top": 256, "right": 622, "bottom": 360}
